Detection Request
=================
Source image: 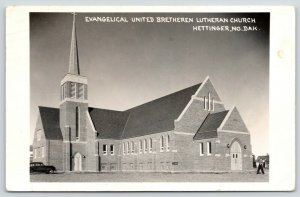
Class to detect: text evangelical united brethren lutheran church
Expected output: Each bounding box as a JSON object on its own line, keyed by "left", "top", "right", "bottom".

{"left": 32, "top": 14, "right": 253, "bottom": 172}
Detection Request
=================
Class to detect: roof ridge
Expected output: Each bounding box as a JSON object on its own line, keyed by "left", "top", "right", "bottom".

{"left": 125, "top": 83, "right": 201, "bottom": 112}
{"left": 88, "top": 107, "right": 124, "bottom": 113}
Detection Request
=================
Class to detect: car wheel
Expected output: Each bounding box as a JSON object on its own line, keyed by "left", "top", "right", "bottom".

{"left": 48, "top": 169, "right": 54, "bottom": 174}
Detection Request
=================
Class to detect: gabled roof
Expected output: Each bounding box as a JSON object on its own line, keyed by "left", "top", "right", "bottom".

{"left": 193, "top": 110, "right": 229, "bottom": 140}
{"left": 89, "top": 83, "right": 201, "bottom": 139}
{"left": 39, "top": 106, "right": 63, "bottom": 140}
{"left": 123, "top": 83, "right": 201, "bottom": 139}
{"left": 89, "top": 108, "right": 129, "bottom": 139}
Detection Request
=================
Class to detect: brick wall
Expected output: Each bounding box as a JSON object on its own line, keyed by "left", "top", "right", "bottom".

{"left": 47, "top": 140, "right": 63, "bottom": 171}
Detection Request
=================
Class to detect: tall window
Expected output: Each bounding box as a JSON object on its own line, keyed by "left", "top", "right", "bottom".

{"left": 207, "top": 141, "right": 212, "bottom": 155}
{"left": 110, "top": 145, "right": 114, "bottom": 155}
{"left": 160, "top": 136, "right": 164, "bottom": 152}
{"left": 123, "top": 143, "right": 125, "bottom": 155}
{"left": 70, "top": 82, "right": 76, "bottom": 98}
{"left": 78, "top": 83, "right": 84, "bottom": 99}
{"left": 61, "top": 85, "right": 64, "bottom": 100}
{"left": 199, "top": 143, "right": 204, "bottom": 156}
{"left": 166, "top": 135, "right": 170, "bottom": 151}
{"left": 144, "top": 139, "right": 148, "bottom": 153}
{"left": 149, "top": 138, "right": 153, "bottom": 153}
{"left": 75, "top": 107, "right": 80, "bottom": 140}
{"left": 36, "top": 130, "right": 41, "bottom": 141}
{"left": 127, "top": 142, "right": 130, "bottom": 154}
{"left": 103, "top": 144, "right": 107, "bottom": 155}
{"left": 139, "top": 140, "right": 143, "bottom": 154}
{"left": 208, "top": 92, "right": 211, "bottom": 111}
{"left": 131, "top": 141, "right": 134, "bottom": 153}
{"left": 204, "top": 93, "right": 214, "bottom": 111}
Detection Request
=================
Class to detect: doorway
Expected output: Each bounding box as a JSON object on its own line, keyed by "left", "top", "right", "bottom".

{"left": 74, "top": 152, "right": 82, "bottom": 172}
{"left": 230, "top": 141, "right": 242, "bottom": 170}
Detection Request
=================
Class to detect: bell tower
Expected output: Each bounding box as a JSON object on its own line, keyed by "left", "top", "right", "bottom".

{"left": 60, "top": 13, "right": 88, "bottom": 171}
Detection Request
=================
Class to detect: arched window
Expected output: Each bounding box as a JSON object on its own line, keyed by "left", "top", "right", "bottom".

{"left": 160, "top": 136, "right": 164, "bottom": 152}
{"left": 75, "top": 106, "right": 80, "bottom": 140}
{"left": 166, "top": 135, "right": 170, "bottom": 151}
{"left": 149, "top": 138, "right": 153, "bottom": 152}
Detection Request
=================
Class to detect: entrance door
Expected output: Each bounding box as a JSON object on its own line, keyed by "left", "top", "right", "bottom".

{"left": 230, "top": 141, "right": 242, "bottom": 170}
{"left": 74, "top": 152, "right": 82, "bottom": 172}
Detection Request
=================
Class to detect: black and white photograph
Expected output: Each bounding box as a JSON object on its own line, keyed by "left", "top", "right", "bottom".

{"left": 30, "top": 12, "right": 269, "bottom": 182}
{"left": 5, "top": 6, "right": 295, "bottom": 191}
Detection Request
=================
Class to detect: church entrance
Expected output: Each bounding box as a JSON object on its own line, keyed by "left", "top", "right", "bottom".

{"left": 74, "top": 152, "right": 82, "bottom": 172}
{"left": 230, "top": 141, "right": 242, "bottom": 170}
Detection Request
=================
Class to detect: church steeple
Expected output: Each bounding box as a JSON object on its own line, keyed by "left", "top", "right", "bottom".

{"left": 68, "top": 13, "right": 80, "bottom": 75}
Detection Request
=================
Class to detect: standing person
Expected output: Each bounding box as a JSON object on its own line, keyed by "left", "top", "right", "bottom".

{"left": 256, "top": 159, "right": 265, "bottom": 174}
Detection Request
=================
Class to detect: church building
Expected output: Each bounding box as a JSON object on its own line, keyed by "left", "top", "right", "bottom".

{"left": 32, "top": 14, "right": 253, "bottom": 173}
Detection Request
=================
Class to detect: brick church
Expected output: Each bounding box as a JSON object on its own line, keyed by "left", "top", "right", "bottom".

{"left": 32, "top": 15, "right": 253, "bottom": 173}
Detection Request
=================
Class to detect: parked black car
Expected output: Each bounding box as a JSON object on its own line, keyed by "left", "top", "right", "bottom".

{"left": 30, "top": 162, "right": 56, "bottom": 174}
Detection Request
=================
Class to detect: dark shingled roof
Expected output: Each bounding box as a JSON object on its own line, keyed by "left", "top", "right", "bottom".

{"left": 39, "top": 106, "right": 63, "bottom": 140}
{"left": 38, "top": 83, "right": 201, "bottom": 140}
{"left": 89, "top": 108, "right": 129, "bottom": 139}
{"left": 89, "top": 83, "right": 201, "bottom": 139}
{"left": 193, "top": 110, "right": 229, "bottom": 140}
{"left": 123, "top": 83, "right": 201, "bottom": 138}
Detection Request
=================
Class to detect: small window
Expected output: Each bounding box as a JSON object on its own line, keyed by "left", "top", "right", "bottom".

{"left": 207, "top": 141, "right": 212, "bottom": 155}
{"left": 160, "top": 136, "right": 164, "bottom": 152}
{"left": 70, "top": 82, "right": 76, "bottom": 98}
{"left": 204, "top": 96, "right": 207, "bottom": 110}
{"left": 166, "top": 135, "right": 170, "bottom": 151}
{"left": 103, "top": 144, "right": 107, "bottom": 155}
{"left": 131, "top": 141, "right": 134, "bottom": 153}
{"left": 127, "top": 142, "right": 130, "bottom": 154}
{"left": 149, "top": 138, "right": 153, "bottom": 152}
{"left": 199, "top": 143, "right": 204, "bottom": 156}
{"left": 211, "top": 98, "right": 214, "bottom": 111}
{"left": 123, "top": 143, "right": 125, "bottom": 155}
{"left": 139, "top": 140, "right": 143, "bottom": 154}
{"left": 110, "top": 145, "right": 114, "bottom": 155}
{"left": 78, "top": 83, "right": 84, "bottom": 99}
{"left": 144, "top": 139, "right": 147, "bottom": 153}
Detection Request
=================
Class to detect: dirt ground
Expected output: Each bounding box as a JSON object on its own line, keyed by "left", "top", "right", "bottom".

{"left": 30, "top": 169, "right": 269, "bottom": 182}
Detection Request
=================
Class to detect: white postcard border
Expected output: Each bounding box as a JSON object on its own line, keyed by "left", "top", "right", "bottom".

{"left": 6, "top": 6, "right": 295, "bottom": 191}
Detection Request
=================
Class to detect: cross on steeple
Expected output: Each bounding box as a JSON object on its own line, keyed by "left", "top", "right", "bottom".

{"left": 68, "top": 12, "right": 80, "bottom": 75}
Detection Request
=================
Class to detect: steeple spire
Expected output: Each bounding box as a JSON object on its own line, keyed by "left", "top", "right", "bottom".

{"left": 68, "top": 13, "right": 80, "bottom": 75}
